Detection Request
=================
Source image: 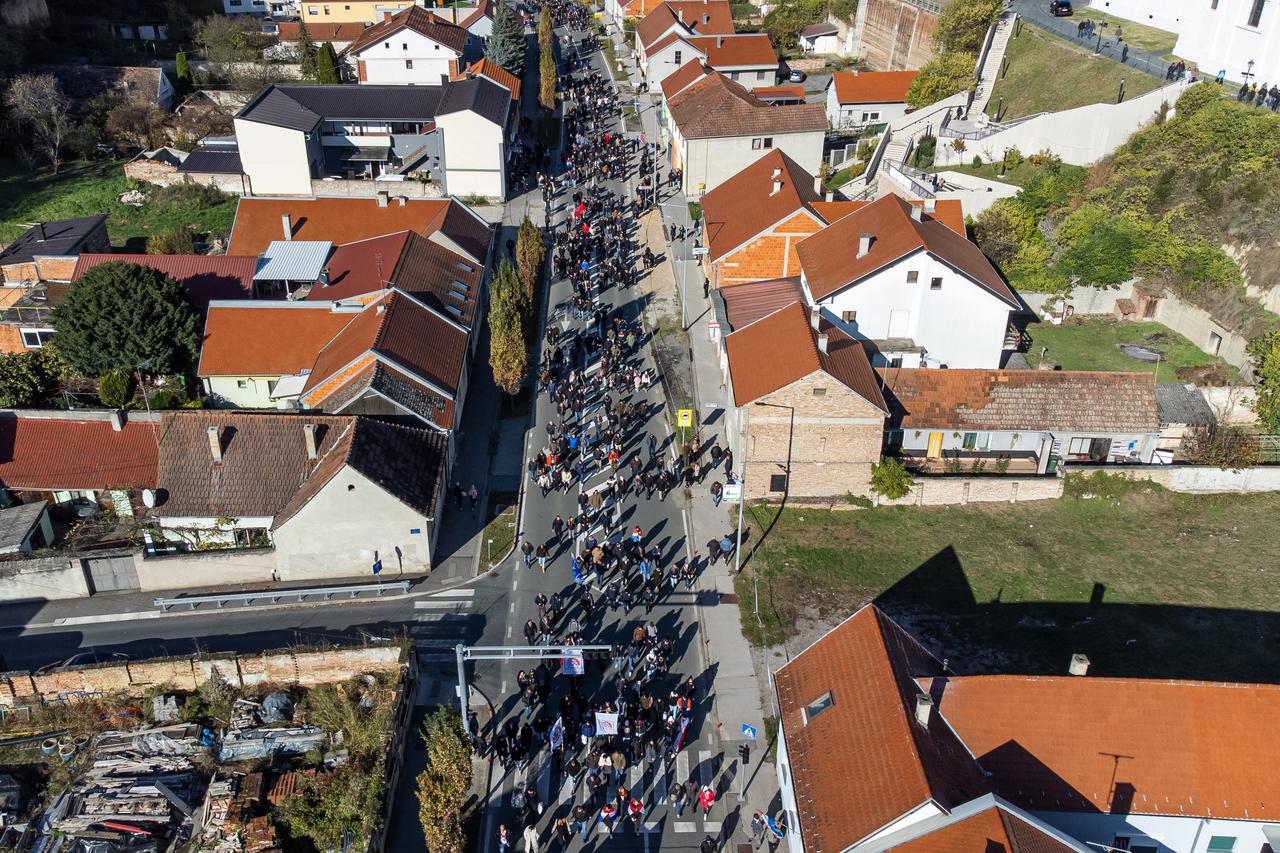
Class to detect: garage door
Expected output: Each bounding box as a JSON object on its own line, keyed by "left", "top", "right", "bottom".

{"left": 83, "top": 555, "right": 140, "bottom": 593}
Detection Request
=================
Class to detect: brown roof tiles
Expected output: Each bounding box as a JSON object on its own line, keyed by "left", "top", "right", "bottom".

{"left": 636, "top": 0, "right": 734, "bottom": 48}
{"left": 667, "top": 72, "right": 826, "bottom": 139}
{"left": 717, "top": 276, "right": 805, "bottom": 329}
{"left": 701, "top": 149, "right": 822, "bottom": 262}
{"left": 686, "top": 33, "right": 777, "bottom": 68}
{"left": 796, "top": 194, "right": 1016, "bottom": 304}
{"left": 830, "top": 69, "right": 918, "bottom": 105}
{"left": 0, "top": 413, "right": 159, "bottom": 491}
{"left": 660, "top": 60, "right": 712, "bottom": 101}
{"left": 229, "top": 197, "right": 450, "bottom": 257}
{"left": 197, "top": 303, "right": 356, "bottom": 378}
{"left": 724, "top": 301, "right": 886, "bottom": 410}
{"left": 451, "top": 57, "right": 522, "bottom": 102}
{"left": 774, "top": 605, "right": 989, "bottom": 853}
{"left": 342, "top": 6, "right": 468, "bottom": 56}
{"left": 879, "top": 368, "right": 1159, "bottom": 433}
{"left": 886, "top": 804, "right": 1086, "bottom": 853}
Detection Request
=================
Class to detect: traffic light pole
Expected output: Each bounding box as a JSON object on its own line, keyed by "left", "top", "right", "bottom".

{"left": 453, "top": 644, "right": 613, "bottom": 721}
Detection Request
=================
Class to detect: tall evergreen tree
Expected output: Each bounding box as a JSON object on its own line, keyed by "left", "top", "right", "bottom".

{"left": 486, "top": 1, "right": 527, "bottom": 76}
{"left": 174, "top": 51, "right": 191, "bottom": 95}
{"left": 539, "top": 47, "right": 556, "bottom": 111}
{"left": 296, "top": 19, "right": 318, "bottom": 79}
{"left": 315, "top": 42, "right": 341, "bottom": 83}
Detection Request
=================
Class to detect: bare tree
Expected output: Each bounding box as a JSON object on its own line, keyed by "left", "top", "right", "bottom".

{"left": 5, "top": 74, "right": 73, "bottom": 174}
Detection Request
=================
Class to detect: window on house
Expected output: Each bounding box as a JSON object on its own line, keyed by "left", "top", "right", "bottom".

{"left": 19, "top": 328, "right": 54, "bottom": 349}
{"left": 963, "top": 432, "right": 977, "bottom": 450}
{"left": 819, "top": 436, "right": 827, "bottom": 455}
{"left": 803, "top": 691, "right": 833, "bottom": 723}
{"left": 1068, "top": 437, "right": 1090, "bottom": 455}
{"left": 885, "top": 429, "right": 903, "bottom": 448}
{"left": 730, "top": 71, "right": 739, "bottom": 80}
{"left": 860, "top": 111, "right": 881, "bottom": 122}
{"left": 323, "top": 4, "right": 330, "bottom": 13}
{"left": 906, "top": 271, "right": 918, "bottom": 283}
{"left": 236, "top": 379, "right": 249, "bottom": 389}
{"left": 406, "top": 59, "right": 414, "bottom": 68}
{"left": 674, "top": 50, "right": 682, "bottom": 64}
{"left": 402, "top": 42, "right": 409, "bottom": 50}
{"left": 841, "top": 310, "right": 856, "bottom": 323}
{"left": 812, "top": 387, "right": 826, "bottom": 396}
{"left": 230, "top": 0, "right": 242, "bottom": 5}
{"left": 308, "top": 4, "right": 318, "bottom": 12}
{"left": 889, "top": 356, "right": 903, "bottom": 368}
{"left": 752, "top": 138, "right": 763, "bottom": 149}
{"left": 385, "top": 42, "right": 391, "bottom": 48}
{"left": 1206, "top": 838, "right": 1236, "bottom": 853}
{"left": 756, "top": 70, "right": 765, "bottom": 81}
{"left": 1246, "top": 0, "right": 1264, "bottom": 26}
{"left": 762, "top": 137, "right": 773, "bottom": 148}
{"left": 769, "top": 474, "right": 788, "bottom": 492}
{"left": 977, "top": 432, "right": 990, "bottom": 450}
{"left": 1112, "top": 839, "right": 1157, "bottom": 853}
{"left": 930, "top": 277, "right": 943, "bottom": 290}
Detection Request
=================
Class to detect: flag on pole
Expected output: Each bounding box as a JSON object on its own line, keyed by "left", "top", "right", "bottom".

{"left": 595, "top": 711, "right": 619, "bottom": 735}
{"left": 550, "top": 717, "right": 564, "bottom": 751}
{"left": 562, "top": 648, "right": 585, "bottom": 676}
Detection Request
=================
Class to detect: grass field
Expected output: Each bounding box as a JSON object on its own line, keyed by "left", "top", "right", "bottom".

{"left": 825, "top": 161, "right": 866, "bottom": 190}
{"left": 1023, "top": 318, "right": 1237, "bottom": 383}
{"left": 986, "top": 25, "right": 1164, "bottom": 119}
{"left": 0, "top": 158, "right": 237, "bottom": 249}
{"left": 735, "top": 474, "right": 1280, "bottom": 681}
{"left": 1069, "top": 7, "right": 1178, "bottom": 56}
{"left": 931, "top": 158, "right": 1088, "bottom": 189}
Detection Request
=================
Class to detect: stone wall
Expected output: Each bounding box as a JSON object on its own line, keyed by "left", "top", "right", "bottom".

{"left": 309, "top": 178, "right": 447, "bottom": 199}
{"left": 853, "top": 0, "right": 939, "bottom": 71}
{"left": 876, "top": 475, "right": 1063, "bottom": 506}
{"left": 1069, "top": 464, "right": 1280, "bottom": 493}
{"left": 0, "top": 644, "right": 404, "bottom": 706}
{"left": 1018, "top": 282, "right": 1135, "bottom": 316}
{"left": 0, "top": 554, "right": 91, "bottom": 603}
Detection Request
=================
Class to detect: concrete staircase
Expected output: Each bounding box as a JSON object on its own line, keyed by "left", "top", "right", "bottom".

{"left": 971, "top": 12, "right": 1017, "bottom": 118}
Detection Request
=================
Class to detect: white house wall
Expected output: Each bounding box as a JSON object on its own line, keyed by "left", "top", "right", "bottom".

{"left": 271, "top": 464, "right": 434, "bottom": 579}
{"left": 204, "top": 375, "right": 283, "bottom": 408}
{"left": 826, "top": 95, "right": 908, "bottom": 130}
{"left": 1034, "top": 810, "right": 1280, "bottom": 853}
{"left": 437, "top": 110, "right": 506, "bottom": 198}
{"left": 683, "top": 130, "right": 824, "bottom": 196}
{"left": 811, "top": 251, "right": 1012, "bottom": 369}
{"left": 355, "top": 27, "right": 459, "bottom": 84}
{"left": 234, "top": 118, "right": 316, "bottom": 195}
{"left": 646, "top": 41, "right": 704, "bottom": 87}
{"left": 774, "top": 719, "right": 805, "bottom": 853}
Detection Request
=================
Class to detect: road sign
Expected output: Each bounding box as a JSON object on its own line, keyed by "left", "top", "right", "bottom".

{"left": 691, "top": 246, "right": 709, "bottom": 256}
{"left": 741, "top": 723, "right": 757, "bottom": 740}
{"left": 722, "top": 482, "right": 743, "bottom": 503}
{"left": 677, "top": 409, "right": 694, "bottom": 427}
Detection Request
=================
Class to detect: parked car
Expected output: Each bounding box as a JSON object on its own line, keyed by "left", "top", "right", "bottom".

{"left": 788, "top": 69, "right": 807, "bottom": 83}
{"left": 1049, "top": 0, "right": 1073, "bottom": 15}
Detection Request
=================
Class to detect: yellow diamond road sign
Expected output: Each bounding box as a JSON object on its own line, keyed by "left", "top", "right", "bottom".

{"left": 677, "top": 409, "right": 693, "bottom": 427}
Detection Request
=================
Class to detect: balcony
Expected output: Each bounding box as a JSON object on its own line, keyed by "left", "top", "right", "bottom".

{"left": 900, "top": 449, "right": 1041, "bottom": 475}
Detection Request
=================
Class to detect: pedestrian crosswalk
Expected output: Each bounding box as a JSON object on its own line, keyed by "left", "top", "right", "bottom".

{"left": 409, "top": 587, "right": 476, "bottom": 662}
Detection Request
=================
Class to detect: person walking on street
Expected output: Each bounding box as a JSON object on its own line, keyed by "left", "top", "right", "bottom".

{"left": 751, "top": 811, "right": 767, "bottom": 848}
{"left": 498, "top": 824, "right": 510, "bottom": 853}
{"left": 701, "top": 835, "right": 717, "bottom": 853}
{"left": 672, "top": 780, "right": 687, "bottom": 816}
{"left": 599, "top": 803, "right": 618, "bottom": 836}
{"left": 537, "top": 543, "right": 549, "bottom": 573}
{"left": 698, "top": 784, "right": 716, "bottom": 814}
{"left": 468, "top": 483, "right": 479, "bottom": 511}
{"left": 522, "top": 540, "right": 535, "bottom": 567}
{"left": 710, "top": 481, "right": 723, "bottom": 507}
{"left": 572, "top": 804, "right": 591, "bottom": 842}
{"left": 552, "top": 514, "right": 565, "bottom": 542}
{"left": 523, "top": 823, "right": 540, "bottom": 853}
{"left": 452, "top": 482, "right": 464, "bottom": 509}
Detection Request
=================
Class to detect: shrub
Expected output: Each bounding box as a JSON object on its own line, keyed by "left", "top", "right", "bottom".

{"left": 869, "top": 457, "right": 913, "bottom": 500}
{"left": 0, "top": 349, "right": 63, "bottom": 408}
{"left": 147, "top": 224, "right": 195, "bottom": 255}
{"left": 98, "top": 369, "right": 133, "bottom": 408}
{"left": 972, "top": 154, "right": 983, "bottom": 168}
{"left": 911, "top": 134, "right": 937, "bottom": 169}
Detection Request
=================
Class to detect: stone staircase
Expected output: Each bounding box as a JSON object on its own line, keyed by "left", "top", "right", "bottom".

{"left": 971, "top": 12, "right": 1017, "bottom": 117}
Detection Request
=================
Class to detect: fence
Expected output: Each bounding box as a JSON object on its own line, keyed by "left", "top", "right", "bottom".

{"left": 1024, "top": 11, "right": 1185, "bottom": 84}
{"left": 1068, "top": 464, "right": 1280, "bottom": 493}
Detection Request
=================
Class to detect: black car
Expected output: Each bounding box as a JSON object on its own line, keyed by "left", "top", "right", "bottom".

{"left": 1049, "top": 0, "right": 1073, "bottom": 15}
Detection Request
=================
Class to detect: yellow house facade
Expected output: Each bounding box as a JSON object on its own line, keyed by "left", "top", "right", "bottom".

{"left": 300, "top": 0, "right": 413, "bottom": 25}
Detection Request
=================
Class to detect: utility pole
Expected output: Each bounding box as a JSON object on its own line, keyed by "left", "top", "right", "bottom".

{"left": 733, "top": 405, "right": 749, "bottom": 575}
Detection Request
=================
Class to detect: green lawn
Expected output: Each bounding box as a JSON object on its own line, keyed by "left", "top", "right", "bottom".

{"left": 931, "top": 158, "right": 1088, "bottom": 189}
{"left": 480, "top": 493, "right": 517, "bottom": 572}
{"left": 1068, "top": 8, "right": 1179, "bottom": 56}
{"left": 735, "top": 477, "right": 1280, "bottom": 681}
{"left": 825, "top": 161, "right": 867, "bottom": 191}
{"left": 986, "top": 25, "right": 1164, "bottom": 120}
{"left": 1023, "top": 318, "right": 1237, "bottom": 383}
{"left": 0, "top": 159, "right": 237, "bottom": 249}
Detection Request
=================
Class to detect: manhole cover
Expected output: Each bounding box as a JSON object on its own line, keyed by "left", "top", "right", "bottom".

{"left": 719, "top": 592, "right": 740, "bottom": 604}
{"left": 1117, "top": 343, "right": 1162, "bottom": 362}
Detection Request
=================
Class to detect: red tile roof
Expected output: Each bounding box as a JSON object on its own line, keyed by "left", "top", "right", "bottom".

{"left": 774, "top": 605, "right": 989, "bottom": 853}
{"left": 812, "top": 198, "right": 966, "bottom": 236}
{"left": 717, "top": 276, "right": 805, "bottom": 329}
{"left": 228, "top": 197, "right": 451, "bottom": 256}
{"left": 276, "top": 22, "right": 368, "bottom": 42}
{"left": 929, "top": 674, "right": 1280, "bottom": 821}
{"left": 72, "top": 254, "right": 258, "bottom": 314}
{"left": 660, "top": 60, "right": 711, "bottom": 101}
{"left": 701, "top": 149, "right": 821, "bottom": 262}
{"left": 796, "top": 194, "right": 1016, "bottom": 304}
{"left": 724, "top": 301, "right": 887, "bottom": 410}
{"left": 636, "top": 0, "right": 734, "bottom": 48}
{"left": 831, "top": 69, "right": 918, "bottom": 104}
{"left": 879, "top": 368, "right": 1160, "bottom": 433}
{"left": 668, "top": 72, "right": 826, "bottom": 139}
{"left": 198, "top": 303, "right": 355, "bottom": 377}
{"left": 309, "top": 232, "right": 410, "bottom": 303}
{"left": 885, "top": 803, "right": 1086, "bottom": 853}
{"left": 686, "top": 33, "right": 777, "bottom": 68}
{"left": 451, "top": 58, "right": 522, "bottom": 102}
{"left": 0, "top": 413, "right": 159, "bottom": 491}
{"left": 342, "top": 6, "right": 468, "bottom": 56}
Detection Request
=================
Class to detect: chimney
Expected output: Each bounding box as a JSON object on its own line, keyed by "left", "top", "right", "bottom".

{"left": 817, "top": 332, "right": 828, "bottom": 354}
{"left": 398, "top": 195, "right": 408, "bottom": 206}
{"left": 677, "top": 9, "right": 684, "bottom": 23}
{"left": 914, "top": 694, "right": 933, "bottom": 728}
{"left": 852, "top": 68, "right": 859, "bottom": 76}
{"left": 716, "top": 34, "right": 722, "bottom": 48}
{"left": 910, "top": 201, "right": 923, "bottom": 222}
{"left": 281, "top": 213, "right": 293, "bottom": 240}
{"left": 809, "top": 305, "right": 820, "bottom": 330}
{"left": 376, "top": 190, "right": 389, "bottom": 207}
{"left": 109, "top": 409, "right": 124, "bottom": 432}
{"left": 923, "top": 198, "right": 937, "bottom": 214}
{"left": 383, "top": 10, "right": 393, "bottom": 21}
{"left": 770, "top": 179, "right": 782, "bottom": 196}
{"left": 857, "top": 232, "right": 872, "bottom": 258}
{"left": 303, "top": 423, "right": 318, "bottom": 460}
{"left": 771, "top": 166, "right": 782, "bottom": 180}
{"left": 35, "top": 222, "right": 46, "bottom": 241}
{"left": 377, "top": 302, "right": 387, "bottom": 315}
{"left": 207, "top": 426, "right": 223, "bottom": 464}
{"left": 814, "top": 175, "right": 822, "bottom": 194}
{"left": 1069, "top": 654, "right": 1091, "bottom": 676}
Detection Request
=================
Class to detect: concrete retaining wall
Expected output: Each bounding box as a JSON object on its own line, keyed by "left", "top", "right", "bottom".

{"left": 309, "top": 178, "right": 446, "bottom": 199}
{"left": 135, "top": 547, "right": 277, "bottom": 591}
{"left": 1019, "top": 282, "right": 1134, "bottom": 316}
{"left": 877, "top": 475, "right": 1064, "bottom": 506}
{"left": 0, "top": 644, "right": 403, "bottom": 706}
{"left": 1069, "top": 464, "right": 1280, "bottom": 493}
{"left": 0, "top": 554, "right": 91, "bottom": 603}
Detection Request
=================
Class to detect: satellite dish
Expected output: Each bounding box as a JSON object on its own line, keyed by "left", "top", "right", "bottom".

{"left": 142, "top": 489, "right": 156, "bottom": 508}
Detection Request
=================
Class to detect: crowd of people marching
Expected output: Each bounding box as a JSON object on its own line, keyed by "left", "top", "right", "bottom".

{"left": 484, "top": 4, "right": 775, "bottom": 853}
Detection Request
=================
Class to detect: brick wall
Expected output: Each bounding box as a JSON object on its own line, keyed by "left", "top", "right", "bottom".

{"left": 0, "top": 324, "right": 27, "bottom": 355}
{"left": 876, "top": 475, "right": 1064, "bottom": 506}
{"left": 715, "top": 212, "right": 824, "bottom": 288}
{"left": 744, "top": 370, "right": 886, "bottom": 498}
{"left": 0, "top": 645, "right": 404, "bottom": 707}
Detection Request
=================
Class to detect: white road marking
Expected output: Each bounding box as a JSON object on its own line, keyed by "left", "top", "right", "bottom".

{"left": 677, "top": 751, "right": 689, "bottom": 787}
{"left": 698, "top": 750, "right": 712, "bottom": 786}
{"left": 704, "top": 820, "right": 722, "bottom": 834}
{"left": 673, "top": 821, "right": 697, "bottom": 833}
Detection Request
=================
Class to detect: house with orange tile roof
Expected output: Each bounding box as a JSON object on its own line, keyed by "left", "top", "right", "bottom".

{"left": 795, "top": 194, "right": 1018, "bottom": 369}
{"left": 643, "top": 31, "right": 779, "bottom": 91}
{"left": 635, "top": 0, "right": 735, "bottom": 77}
{"left": 341, "top": 8, "right": 469, "bottom": 86}
{"left": 721, "top": 301, "right": 888, "bottom": 499}
{"left": 825, "top": 69, "right": 918, "bottom": 130}
{"left": 878, "top": 368, "right": 1160, "bottom": 474}
{"left": 697, "top": 149, "right": 965, "bottom": 291}
{"left": 775, "top": 603, "right": 1280, "bottom": 853}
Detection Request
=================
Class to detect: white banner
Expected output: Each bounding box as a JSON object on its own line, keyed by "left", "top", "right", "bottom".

{"left": 595, "top": 712, "right": 619, "bottom": 735}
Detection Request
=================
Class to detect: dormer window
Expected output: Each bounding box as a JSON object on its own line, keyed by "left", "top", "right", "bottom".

{"left": 802, "top": 691, "right": 833, "bottom": 723}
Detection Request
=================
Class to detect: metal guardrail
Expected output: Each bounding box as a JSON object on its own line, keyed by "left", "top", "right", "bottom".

{"left": 153, "top": 580, "right": 411, "bottom": 611}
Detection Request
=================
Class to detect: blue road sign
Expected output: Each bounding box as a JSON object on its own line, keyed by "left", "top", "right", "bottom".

{"left": 742, "top": 723, "right": 757, "bottom": 739}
